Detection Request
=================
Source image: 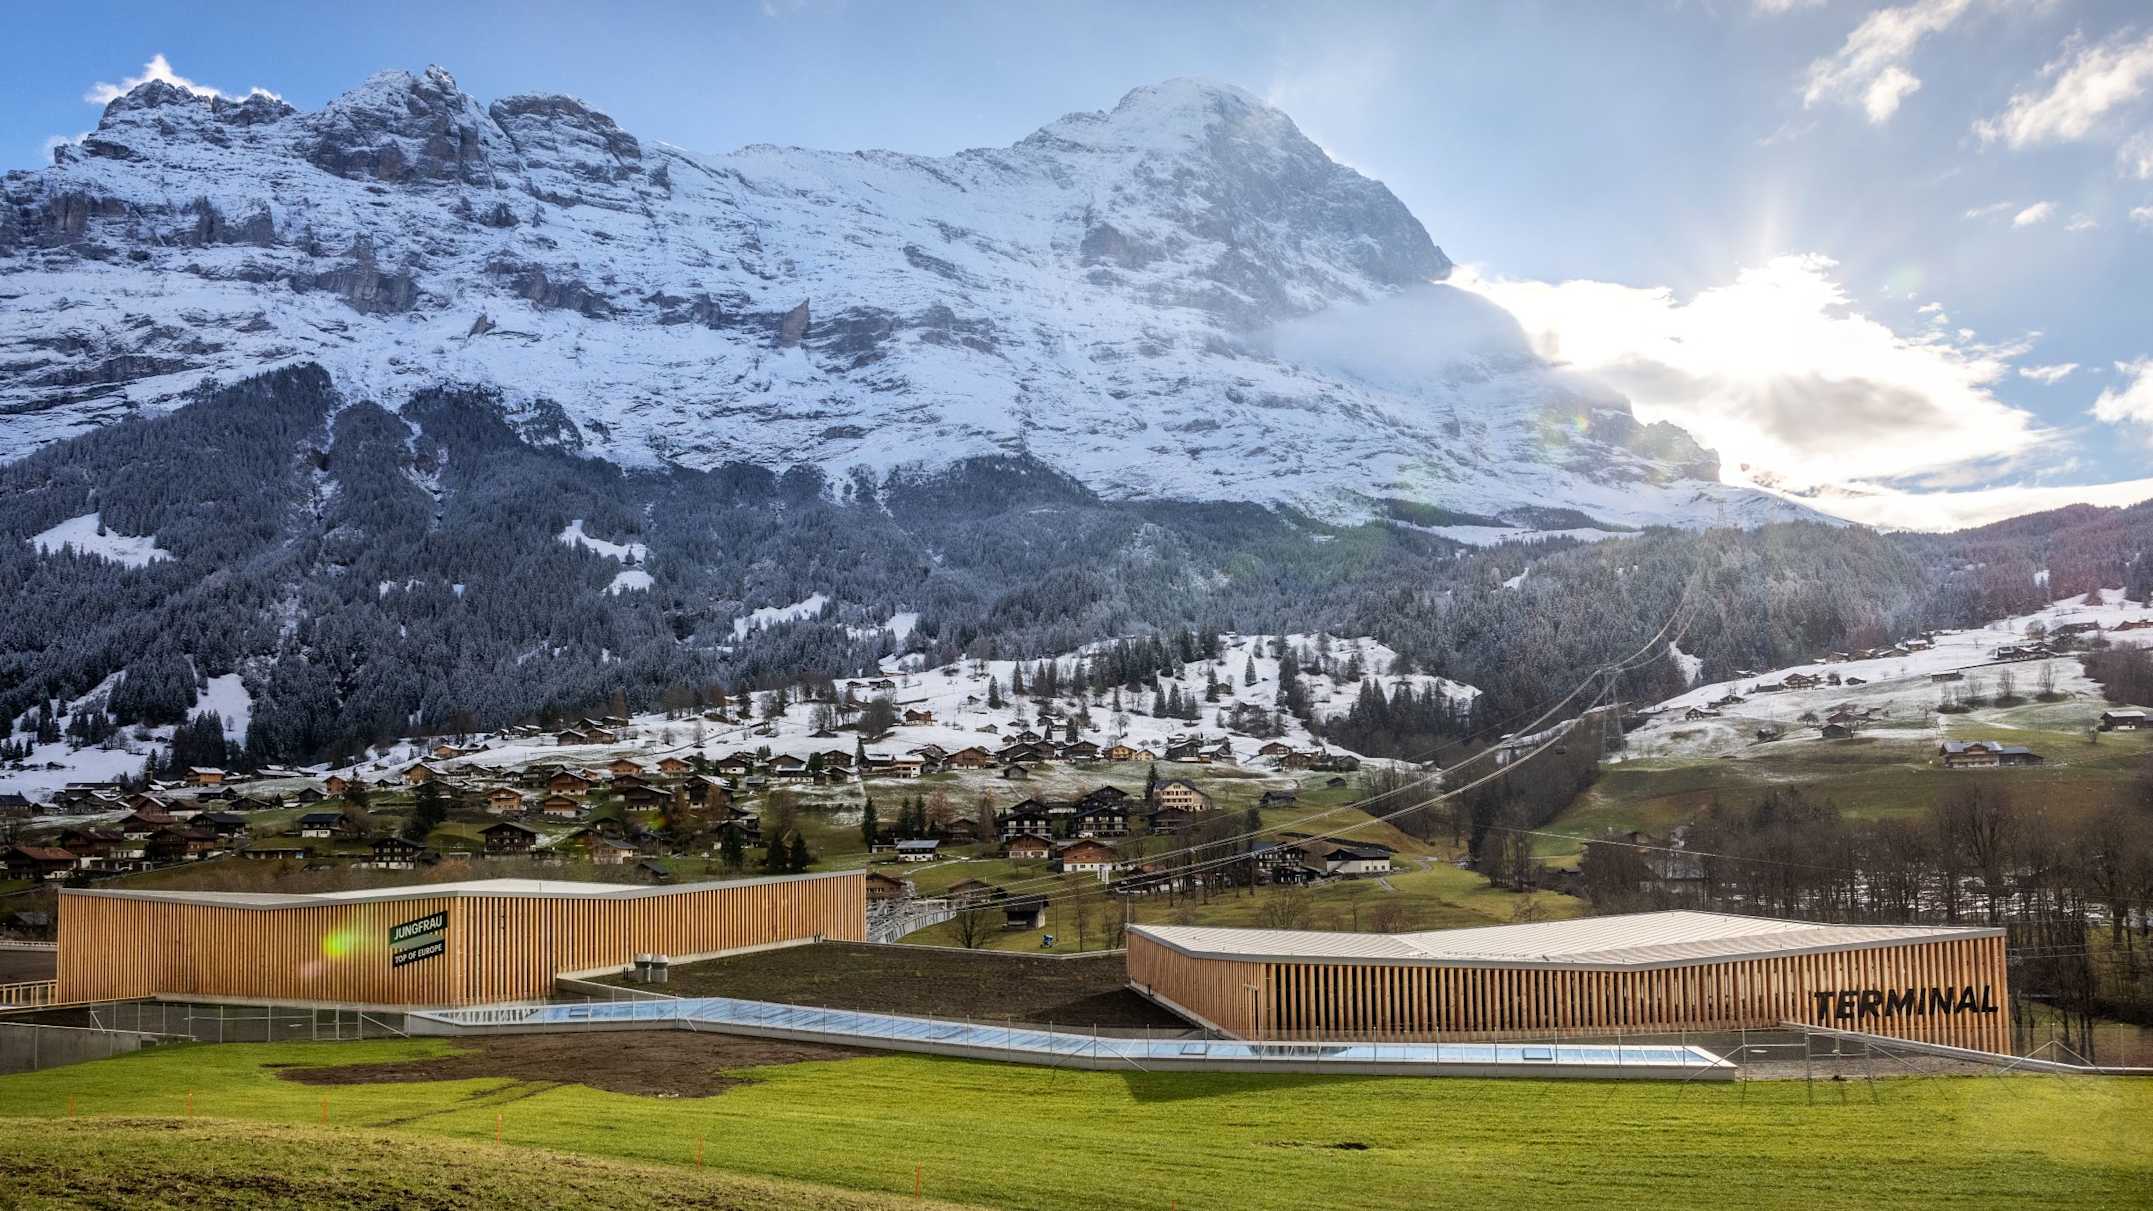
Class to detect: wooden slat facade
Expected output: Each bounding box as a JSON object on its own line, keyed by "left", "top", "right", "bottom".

{"left": 57, "top": 871, "right": 865, "bottom": 1008}
{"left": 1127, "top": 931, "right": 2011, "bottom": 1053}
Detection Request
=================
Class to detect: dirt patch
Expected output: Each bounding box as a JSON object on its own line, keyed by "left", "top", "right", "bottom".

{"left": 601, "top": 942, "right": 1187, "bottom": 1029}
{"left": 276, "top": 1030, "right": 868, "bottom": 1098}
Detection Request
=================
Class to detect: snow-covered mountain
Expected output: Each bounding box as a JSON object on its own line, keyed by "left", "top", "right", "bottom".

{"left": 0, "top": 66, "right": 1810, "bottom": 530}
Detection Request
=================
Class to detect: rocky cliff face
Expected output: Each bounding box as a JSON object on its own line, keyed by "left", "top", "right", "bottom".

{"left": 0, "top": 67, "right": 1809, "bottom": 531}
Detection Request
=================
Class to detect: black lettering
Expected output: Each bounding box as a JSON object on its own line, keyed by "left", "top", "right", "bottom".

{"left": 1857, "top": 989, "right": 1885, "bottom": 1019}
{"left": 1979, "top": 986, "right": 1997, "bottom": 1014}
{"left": 1812, "top": 991, "right": 1836, "bottom": 1022}
{"left": 1884, "top": 988, "right": 1917, "bottom": 1018}
{"left": 1835, "top": 991, "right": 1856, "bottom": 1021}
{"left": 1929, "top": 987, "right": 1953, "bottom": 1015}
{"left": 1957, "top": 985, "right": 1979, "bottom": 1013}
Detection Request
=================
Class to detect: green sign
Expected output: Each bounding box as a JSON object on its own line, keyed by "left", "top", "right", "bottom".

{"left": 390, "top": 910, "right": 448, "bottom": 968}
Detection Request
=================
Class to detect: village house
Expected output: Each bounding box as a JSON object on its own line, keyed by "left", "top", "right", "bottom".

{"left": 865, "top": 871, "right": 912, "bottom": 902}
{"left": 1318, "top": 844, "right": 1393, "bottom": 877}
{"left": 295, "top": 811, "right": 353, "bottom": 839}
{"left": 538, "top": 794, "right": 585, "bottom": 820}
{"left": 4, "top": 846, "right": 76, "bottom": 881}
{"left": 403, "top": 763, "right": 442, "bottom": 785}
{"left": 1939, "top": 740, "right": 2045, "bottom": 769}
{"left": 1061, "top": 740, "right": 1101, "bottom": 761}
{"left": 185, "top": 767, "right": 226, "bottom": 786}
{"left": 607, "top": 757, "right": 646, "bottom": 777}
{"left": 369, "top": 836, "right": 428, "bottom": 870}
{"left": 1103, "top": 742, "right": 1139, "bottom": 762}
{"left": 943, "top": 746, "right": 994, "bottom": 769}
{"left": 681, "top": 776, "right": 734, "bottom": 812}
{"left": 485, "top": 787, "right": 525, "bottom": 815}
{"left": 1073, "top": 799, "right": 1129, "bottom": 838}
{"left": 1146, "top": 806, "right": 1193, "bottom": 835}
{"left": 1001, "top": 764, "right": 1030, "bottom": 781}
{"left": 2099, "top": 709, "right": 2148, "bottom": 731}
{"left": 1152, "top": 779, "right": 1213, "bottom": 814}
{"left": 323, "top": 775, "right": 351, "bottom": 796}
{"left": 1054, "top": 839, "right": 1120, "bottom": 880}
{"left": 999, "top": 802, "right": 1054, "bottom": 840}
{"left": 1257, "top": 741, "right": 1296, "bottom": 759}
{"left": 242, "top": 845, "right": 308, "bottom": 863}
{"left": 548, "top": 770, "right": 595, "bottom": 797}
{"left": 1258, "top": 788, "right": 1299, "bottom": 807}
{"left": 654, "top": 756, "right": 694, "bottom": 776}
{"left": 895, "top": 838, "right": 941, "bottom": 863}
{"left": 482, "top": 820, "right": 540, "bottom": 856}
{"left": 1005, "top": 834, "right": 1053, "bottom": 861}
{"left": 1820, "top": 722, "right": 1857, "bottom": 739}
{"left": 903, "top": 709, "right": 936, "bottom": 725}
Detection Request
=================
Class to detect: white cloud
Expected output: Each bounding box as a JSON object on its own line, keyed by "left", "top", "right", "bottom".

{"left": 2012, "top": 200, "right": 2056, "bottom": 226}
{"left": 1754, "top": 0, "right": 1826, "bottom": 12}
{"left": 1782, "top": 476, "right": 2153, "bottom": 531}
{"left": 1863, "top": 65, "right": 1924, "bottom": 122}
{"left": 2133, "top": 204, "right": 2153, "bottom": 225}
{"left": 1963, "top": 200, "right": 2016, "bottom": 219}
{"left": 1975, "top": 31, "right": 2153, "bottom": 149}
{"left": 2065, "top": 212, "right": 2098, "bottom": 232}
{"left": 83, "top": 54, "right": 277, "bottom": 106}
{"left": 2123, "top": 132, "right": 2153, "bottom": 179}
{"left": 1452, "top": 254, "right": 2052, "bottom": 490}
{"left": 1802, "top": 0, "right": 1972, "bottom": 123}
{"left": 2093, "top": 358, "right": 2153, "bottom": 430}
{"left": 2018, "top": 362, "right": 2078, "bottom": 383}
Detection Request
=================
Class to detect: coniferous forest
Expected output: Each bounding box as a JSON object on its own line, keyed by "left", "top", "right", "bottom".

{"left": 3, "top": 367, "right": 2149, "bottom": 765}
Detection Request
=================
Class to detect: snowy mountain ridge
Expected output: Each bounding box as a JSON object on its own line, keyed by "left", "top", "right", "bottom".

{"left": 0, "top": 66, "right": 1813, "bottom": 530}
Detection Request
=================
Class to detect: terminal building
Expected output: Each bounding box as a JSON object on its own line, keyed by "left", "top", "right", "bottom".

{"left": 1128, "top": 911, "right": 2011, "bottom": 1053}
{"left": 56, "top": 871, "right": 865, "bottom": 1008}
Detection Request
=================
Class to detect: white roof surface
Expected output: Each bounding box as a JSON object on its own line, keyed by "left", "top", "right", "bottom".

{"left": 63, "top": 872, "right": 853, "bottom": 909}
{"left": 1133, "top": 911, "right": 2003, "bottom": 970}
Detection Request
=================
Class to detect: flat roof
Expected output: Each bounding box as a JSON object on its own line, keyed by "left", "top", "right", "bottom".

{"left": 1131, "top": 910, "right": 2005, "bottom": 971}
{"left": 60, "top": 871, "right": 859, "bottom": 911}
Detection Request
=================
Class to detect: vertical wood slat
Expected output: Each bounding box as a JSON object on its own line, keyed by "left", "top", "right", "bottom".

{"left": 56, "top": 870, "right": 865, "bottom": 1007}
{"left": 1130, "top": 930, "right": 2013, "bottom": 1050}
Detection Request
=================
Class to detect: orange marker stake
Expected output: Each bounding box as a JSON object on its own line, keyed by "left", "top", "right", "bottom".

{"left": 185, "top": 1089, "right": 193, "bottom": 1119}
{"left": 915, "top": 1164, "right": 922, "bottom": 1200}
{"left": 696, "top": 1135, "right": 705, "bottom": 1168}
{"left": 496, "top": 1111, "right": 502, "bottom": 1143}
{"left": 320, "top": 1096, "right": 328, "bottom": 1125}
{"left": 66, "top": 1096, "right": 75, "bottom": 1118}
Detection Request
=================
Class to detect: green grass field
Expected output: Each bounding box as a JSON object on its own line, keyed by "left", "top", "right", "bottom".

{"left": 1, "top": 1040, "right": 2147, "bottom": 1209}
{"left": 0, "top": 1117, "right": 978, "bottom": 1210}
{"left": 1542, "top": 724, "right": 2153, "bottom": 864}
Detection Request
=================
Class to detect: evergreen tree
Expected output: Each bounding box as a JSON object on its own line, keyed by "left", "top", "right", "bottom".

{"left": 718, "top": 825, "right": 746, "bottom": 870}
{"left": 860, "top": 798, "right": 879, "bottom": 848}
{"left": 1243, "top": 654, "right": 1258, "bottom": 687}
{"left": 786, "top": 830, "right": 812, "bottom": 873}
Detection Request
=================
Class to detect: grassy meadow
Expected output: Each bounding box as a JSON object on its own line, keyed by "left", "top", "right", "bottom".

{"left": 0, "top": 1039, "right": 2147, "bottom": 1209}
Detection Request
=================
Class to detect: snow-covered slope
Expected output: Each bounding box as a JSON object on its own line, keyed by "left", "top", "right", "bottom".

{"left": 1626, "top": 593, "right": 2153, "bottom": 759}
{"left": 0, "top": 67, "right": 1810, "bottom": 530}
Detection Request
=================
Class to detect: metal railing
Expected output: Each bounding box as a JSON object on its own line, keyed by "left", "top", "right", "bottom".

{"left": 408, "top": 995, "right": 1732, "bottom": 1077}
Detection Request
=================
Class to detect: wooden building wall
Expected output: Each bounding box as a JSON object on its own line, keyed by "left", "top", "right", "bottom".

{"left": 57, "top": 871, "right": 865, "bottom": 1007}
{"left": 1126, "top": 932, "right": 1265, "bottom": 1036}
{"left": 1131, "top": 933, "right": 2011, "bottom": 1054}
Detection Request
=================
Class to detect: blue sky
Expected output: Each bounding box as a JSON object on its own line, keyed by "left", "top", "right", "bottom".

{"left": 7, "top": 0, "right": 2153, "bottom": 527}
